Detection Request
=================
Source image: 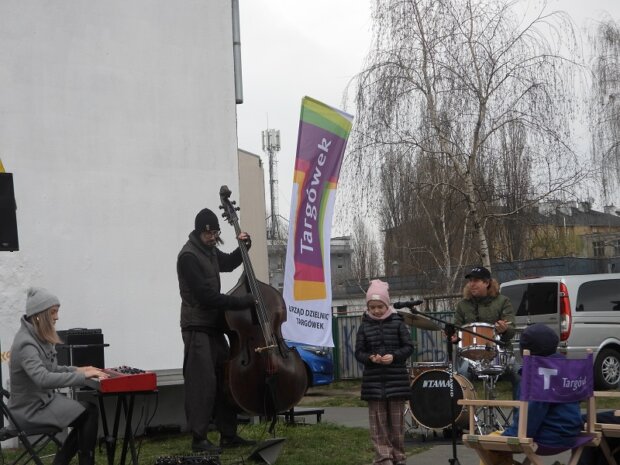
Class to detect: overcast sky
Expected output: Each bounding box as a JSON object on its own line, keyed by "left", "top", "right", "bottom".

{"left": 236, "top": 0, "right": 619, "bottom": 233}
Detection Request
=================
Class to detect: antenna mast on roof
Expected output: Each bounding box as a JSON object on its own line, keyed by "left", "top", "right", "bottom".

{"left": 262, "top": 128, "right": 282, "bottom": 240}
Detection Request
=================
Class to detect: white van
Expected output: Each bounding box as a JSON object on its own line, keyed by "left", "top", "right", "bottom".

{"left": 500, "top": 273, "right": 620, "bottom": 390}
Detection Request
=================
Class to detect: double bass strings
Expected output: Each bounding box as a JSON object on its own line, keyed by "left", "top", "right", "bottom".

{"left": 235, "top": 224, "right": 277, "bottom": 349}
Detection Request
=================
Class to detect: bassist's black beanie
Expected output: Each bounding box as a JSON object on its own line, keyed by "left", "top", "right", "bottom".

{"left": 194, "top": 208, "right": 220, "bottom": 233}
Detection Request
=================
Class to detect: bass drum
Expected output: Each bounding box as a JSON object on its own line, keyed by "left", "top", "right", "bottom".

{"left": 409, "top": 369, "right": 476, "bottom": 430}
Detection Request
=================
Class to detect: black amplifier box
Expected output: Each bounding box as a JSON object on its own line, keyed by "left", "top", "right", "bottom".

{"left": 57, "top": 328, "right": 105, "bottom": 368}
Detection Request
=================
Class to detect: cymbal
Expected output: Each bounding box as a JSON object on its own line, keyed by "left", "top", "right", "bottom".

{"left": 397, "top": 311, "right": 440, "bottom": 331}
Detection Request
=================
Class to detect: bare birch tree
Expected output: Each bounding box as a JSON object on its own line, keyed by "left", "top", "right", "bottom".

{"left": 345, "top": 0, "right": 588, "bottom": 273}
{"left": 351, "top": 218, "right": 382, "bottom": 282}
{"left": 590, "top": 18, "right": 620, "bottom": 200}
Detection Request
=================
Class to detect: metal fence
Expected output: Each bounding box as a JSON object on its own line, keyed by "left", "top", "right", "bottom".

{"left": 332, "top": 294, "right": 460, "bottom": 379}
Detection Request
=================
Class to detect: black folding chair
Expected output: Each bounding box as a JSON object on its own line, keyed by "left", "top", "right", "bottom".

{"left": 0, "top": 387, "right": 62, "bottom": 465}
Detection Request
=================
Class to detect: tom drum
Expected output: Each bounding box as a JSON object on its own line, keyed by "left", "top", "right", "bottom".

{"left": 409, "top": 369, "right": 476, "bottom": 430}
{"left": 458, "top": 322, "right": 497, "bottom": 361}
{"left": 409, "top": 362, "right": 449, "bottom": 380}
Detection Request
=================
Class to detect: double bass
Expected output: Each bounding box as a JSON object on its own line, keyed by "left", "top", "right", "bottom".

{"left": 218, "top": 185, "right": 307, "bottom": 418}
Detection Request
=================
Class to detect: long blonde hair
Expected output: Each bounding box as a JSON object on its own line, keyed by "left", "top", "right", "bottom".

{"left": 28, "top": 306, "right": 61, "bottom": 344}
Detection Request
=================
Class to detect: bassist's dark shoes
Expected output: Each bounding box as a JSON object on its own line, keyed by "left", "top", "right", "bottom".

{"left": 191, "top": 438, "right": 222, "bottom": 454}
{"left": 219, "top": 435, "right": 257, "bottom": 448}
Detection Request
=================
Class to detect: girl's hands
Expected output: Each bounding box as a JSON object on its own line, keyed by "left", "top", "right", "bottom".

{"left": 369, "top": 354, "right": 394, "bottom": 365}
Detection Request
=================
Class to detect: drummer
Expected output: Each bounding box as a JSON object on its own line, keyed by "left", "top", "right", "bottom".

{"left": 452, "top": 266, "right": 517, "bottom": 391}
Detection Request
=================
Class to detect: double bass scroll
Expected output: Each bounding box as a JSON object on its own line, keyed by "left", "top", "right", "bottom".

{"left": 218, "top": 185, "right": 307, "bottom": 418}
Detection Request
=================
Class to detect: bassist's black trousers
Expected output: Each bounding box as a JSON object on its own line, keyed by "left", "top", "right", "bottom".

{"left": 182, "top": 330, "right": 238, "bottom": 440}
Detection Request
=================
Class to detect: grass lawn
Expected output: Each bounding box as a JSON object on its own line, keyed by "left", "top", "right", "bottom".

{"left": 0, "top": 421, "right": 429, "bottom": 465}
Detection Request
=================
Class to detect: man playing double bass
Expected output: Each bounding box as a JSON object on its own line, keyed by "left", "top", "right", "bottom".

{"left": 177, "top": 207, "right": 257, "bottom": 453}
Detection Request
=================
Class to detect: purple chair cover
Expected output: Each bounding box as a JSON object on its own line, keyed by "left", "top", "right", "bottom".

{"left": 518, "top": 354, "right": 596, "bottom": 455}
{"left": 520, "top": 354, "right": 593, "bottom": 403}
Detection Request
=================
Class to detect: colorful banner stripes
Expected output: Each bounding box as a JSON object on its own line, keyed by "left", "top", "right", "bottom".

{"left": 282, "top": 97, "right": 353, "bottom": 347}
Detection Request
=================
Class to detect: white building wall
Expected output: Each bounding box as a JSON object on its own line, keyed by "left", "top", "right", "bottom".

{"left": 0, "top": 1, "right": 241, "bottom": 374}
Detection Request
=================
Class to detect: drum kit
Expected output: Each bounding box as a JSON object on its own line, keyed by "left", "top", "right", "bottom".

{"left": 399, "top": 311, "right": 514, "bottom": 438}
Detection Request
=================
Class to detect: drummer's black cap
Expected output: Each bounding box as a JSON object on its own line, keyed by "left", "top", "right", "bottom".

{"left": 465, "top": 266, "right": 491, "bottom": 280}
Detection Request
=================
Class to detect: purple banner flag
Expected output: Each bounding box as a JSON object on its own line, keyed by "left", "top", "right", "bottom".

{"left": 520, "top": 354, "right": 593, "bottom": 403}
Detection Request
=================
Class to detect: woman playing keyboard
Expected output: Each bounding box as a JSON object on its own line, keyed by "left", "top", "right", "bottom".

{"left": 8, "top": 287, "right": 108, "bottom": 465}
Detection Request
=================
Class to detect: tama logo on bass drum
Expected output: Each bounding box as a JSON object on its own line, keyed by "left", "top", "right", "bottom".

{"left": 422, "top": 379, "right": 451, "bottom": 388}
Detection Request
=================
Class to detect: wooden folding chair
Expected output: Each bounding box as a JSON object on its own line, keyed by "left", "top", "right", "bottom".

{"left": 0, "top": 387, "right": 62, "bottom": 465}
{"left": 592, "top": 391, "right": 620, "bottom": 465}
{"left": 458, "top": 350, "right": 600, "bottom": 465}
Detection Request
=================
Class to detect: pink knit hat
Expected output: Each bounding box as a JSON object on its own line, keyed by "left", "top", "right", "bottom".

{"left": 366, "top": 279, "right": 391, "bottom": 307}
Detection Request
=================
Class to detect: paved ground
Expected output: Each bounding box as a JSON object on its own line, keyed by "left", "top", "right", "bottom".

{"left": 316, "top": 407, "right": 572, "bottom": 465}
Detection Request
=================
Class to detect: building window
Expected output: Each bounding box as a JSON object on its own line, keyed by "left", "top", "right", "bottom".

{"left": 593, "top": 241, "right": 605, "bottom": 257}
{"left": 614, "top": 240, "right": 620, "bottom": 257}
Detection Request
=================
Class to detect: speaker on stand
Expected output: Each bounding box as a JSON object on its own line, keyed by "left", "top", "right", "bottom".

{"left": 0, "top": 172, "right": 19, "bottom": 252}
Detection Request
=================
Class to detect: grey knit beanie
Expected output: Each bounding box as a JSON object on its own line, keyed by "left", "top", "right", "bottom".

{"left": 26, "top": 287, "right": 60, "bottom": 318}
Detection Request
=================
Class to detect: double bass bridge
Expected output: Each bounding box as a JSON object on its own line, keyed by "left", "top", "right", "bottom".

{"left": 254, "top": 344, "right": 277, "bottom": 353}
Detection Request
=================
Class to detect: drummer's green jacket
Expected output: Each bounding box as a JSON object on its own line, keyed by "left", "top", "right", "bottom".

{"left": 454, "top": 294, "right": 516, "bottom": 342}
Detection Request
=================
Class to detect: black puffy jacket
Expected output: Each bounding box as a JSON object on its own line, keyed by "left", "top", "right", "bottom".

{"left": 355, "top": 312, "right": 414, "bottom": 400}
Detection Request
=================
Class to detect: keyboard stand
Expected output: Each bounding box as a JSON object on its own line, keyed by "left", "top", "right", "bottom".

{"left": 96, "top": 390, "right": 157, "bottom": 465}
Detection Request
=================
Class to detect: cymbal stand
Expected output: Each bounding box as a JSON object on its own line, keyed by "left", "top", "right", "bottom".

{"left": 473, "top": 373, "right": 513, "bottom": 435}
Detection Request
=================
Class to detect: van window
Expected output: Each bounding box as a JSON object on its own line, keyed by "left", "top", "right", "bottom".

{"left": 502, "top": 282, "right": 558, "bottom": 316}
{"left": 575, "top": 279, "right": 620, "bottom": 312}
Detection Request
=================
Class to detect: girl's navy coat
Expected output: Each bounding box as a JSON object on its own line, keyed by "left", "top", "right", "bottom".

{"left": 354, "top": 311, "right": 414, "bottom": 400}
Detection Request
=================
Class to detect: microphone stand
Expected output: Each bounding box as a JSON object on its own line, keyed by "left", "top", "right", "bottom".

{"left": 444, "top": 323, "right": 461, "bottom": 465}
{"left": 398, "top": 305, "right": 506, "bottom": 465}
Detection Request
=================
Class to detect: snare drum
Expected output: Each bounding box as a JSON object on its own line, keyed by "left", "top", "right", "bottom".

{"left": 409, "top": 369, "right": 476, "bottom": 430}
{"left": 458, "top": 322, "right": 497, "bottom": 361}
{"left": 472, "top": 344, "right": 513, "bottom": 375}
{"left": 410, "top": 362, "right": 449, "bottom": 380}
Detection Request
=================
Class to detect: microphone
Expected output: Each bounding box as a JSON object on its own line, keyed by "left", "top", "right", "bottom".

{"left": 393, "top": 300, "right": 424, "bottom": 309}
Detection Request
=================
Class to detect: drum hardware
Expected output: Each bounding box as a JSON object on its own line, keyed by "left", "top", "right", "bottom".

{"left": 462, "top": 338, "right": 514, "bottom": 435}
{"left": 472, "top": 373, "right": 514, "bottom": 435}
{"left": 469, "top": 343, "right": 510, "bottom": 376}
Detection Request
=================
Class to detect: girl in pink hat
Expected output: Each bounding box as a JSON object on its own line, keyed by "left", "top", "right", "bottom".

{"left": 355, "top": 280, "right": 414, "bottom": 465}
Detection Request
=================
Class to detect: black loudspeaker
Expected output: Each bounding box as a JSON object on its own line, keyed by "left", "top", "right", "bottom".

{"left": 247, "top": 438, "right": 286, "bottom": 464}
{"left": 0, "top": 173, "right": 18, "bottom": 251}
{"left": 57, "top": 328, "right": 105, "bottom": 368}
